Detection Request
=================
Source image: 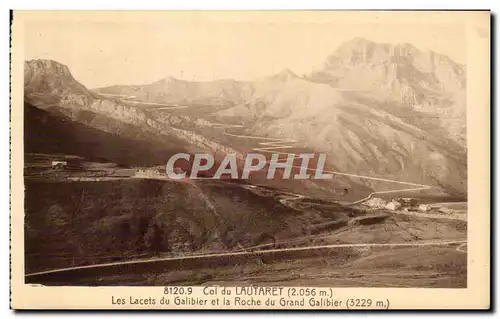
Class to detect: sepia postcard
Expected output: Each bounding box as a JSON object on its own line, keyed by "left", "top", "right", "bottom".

{"left": 10, "top": 10, "right": 490, "bottom": 310}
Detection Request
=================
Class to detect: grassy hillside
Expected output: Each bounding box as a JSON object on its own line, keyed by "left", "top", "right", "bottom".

{"left": 25, "top": 178, "right": 344, "bottom": 273}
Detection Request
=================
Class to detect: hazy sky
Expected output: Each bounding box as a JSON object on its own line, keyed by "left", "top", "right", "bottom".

{"left": 22, "top": 12, "right": 466, "bottom": 88}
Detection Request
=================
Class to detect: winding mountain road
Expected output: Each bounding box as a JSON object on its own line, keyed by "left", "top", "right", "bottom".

{"left": 220, "top": 125, "right": 433, "bottom": 204}
{"left": 26, "top": 239, "right": 466, "bottom": 280}
{"left": 28, "top": 121, "right": 459, "bottom": 283}
{"left": 99, "top": 94, "right": 190, "bottom": 109}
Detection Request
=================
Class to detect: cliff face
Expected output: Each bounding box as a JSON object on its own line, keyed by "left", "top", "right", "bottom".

{"left": 306, "top": 38, "right": 466, "bottom": 146}
{"left": 312, "top": 38, "right": 465, "bottom": 101}
{"left": 24, "top": 59, "right": 95, "bottom": 108}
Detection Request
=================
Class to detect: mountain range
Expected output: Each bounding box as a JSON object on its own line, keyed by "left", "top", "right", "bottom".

{"left": 24, "top": 37, "right": 467, "bottom": 196}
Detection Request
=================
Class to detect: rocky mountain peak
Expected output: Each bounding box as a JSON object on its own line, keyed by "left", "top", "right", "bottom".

{"left": 326, "top": 37, "right": 423, "bottom": 67}
{"left": 24, "top": 59, "right": 93, "bottom": 106}
{"left": 25, "top": 59, "right": 73, "bottom": 79}
{"left": 159, "top": 75, "right": 178, "bottom": 82}
{"left": 269, "top": 68, "right": 300, "bottom": 82}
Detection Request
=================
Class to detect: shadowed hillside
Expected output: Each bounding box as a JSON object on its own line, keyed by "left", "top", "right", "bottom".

{"left": 24, "top": 102, "right": 187, "bottom": 166}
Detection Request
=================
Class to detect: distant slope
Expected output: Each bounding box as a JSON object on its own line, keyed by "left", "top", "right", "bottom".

{"left": 245, "top": 75, "right": 467, "bottom": 194}
{"left": 24, "top": 60, "right": 244, "bottom": 166}
{"left": 24, "top": 102, "right": 186, "bottom": 165}
{"left": 94, "top": 77, "right": 251, "bottom": 106}
{"left": 25, "top": 37, "right": 467, "bottom": 195}
{"left": 218, "top": 39, "right": 467, "bottom": 195}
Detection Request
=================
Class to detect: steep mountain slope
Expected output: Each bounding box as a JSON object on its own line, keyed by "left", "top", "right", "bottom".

{"left": 307, "top": 38, "right": 466, "bottom": 145}
{"left": 25, "top": 37, "right": 467, "bottom": 196}
{"left": 310, "top": 38, "right": 465, "bottom": 97}
{"left": 219, "top": 39, "right": 467, "bottom": 194}
{"left": 24, "top": 102, "right": 186, "bottom": 165}
{"left": 24, "top": 60, "right": 243, "bottom": 165}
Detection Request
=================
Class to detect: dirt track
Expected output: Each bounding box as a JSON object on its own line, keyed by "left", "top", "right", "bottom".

{"left": 26, "top": 238, "right": 466, "bottom": 285}
{"left": 222, "top": 126, "right": 433, "bottom": 203}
